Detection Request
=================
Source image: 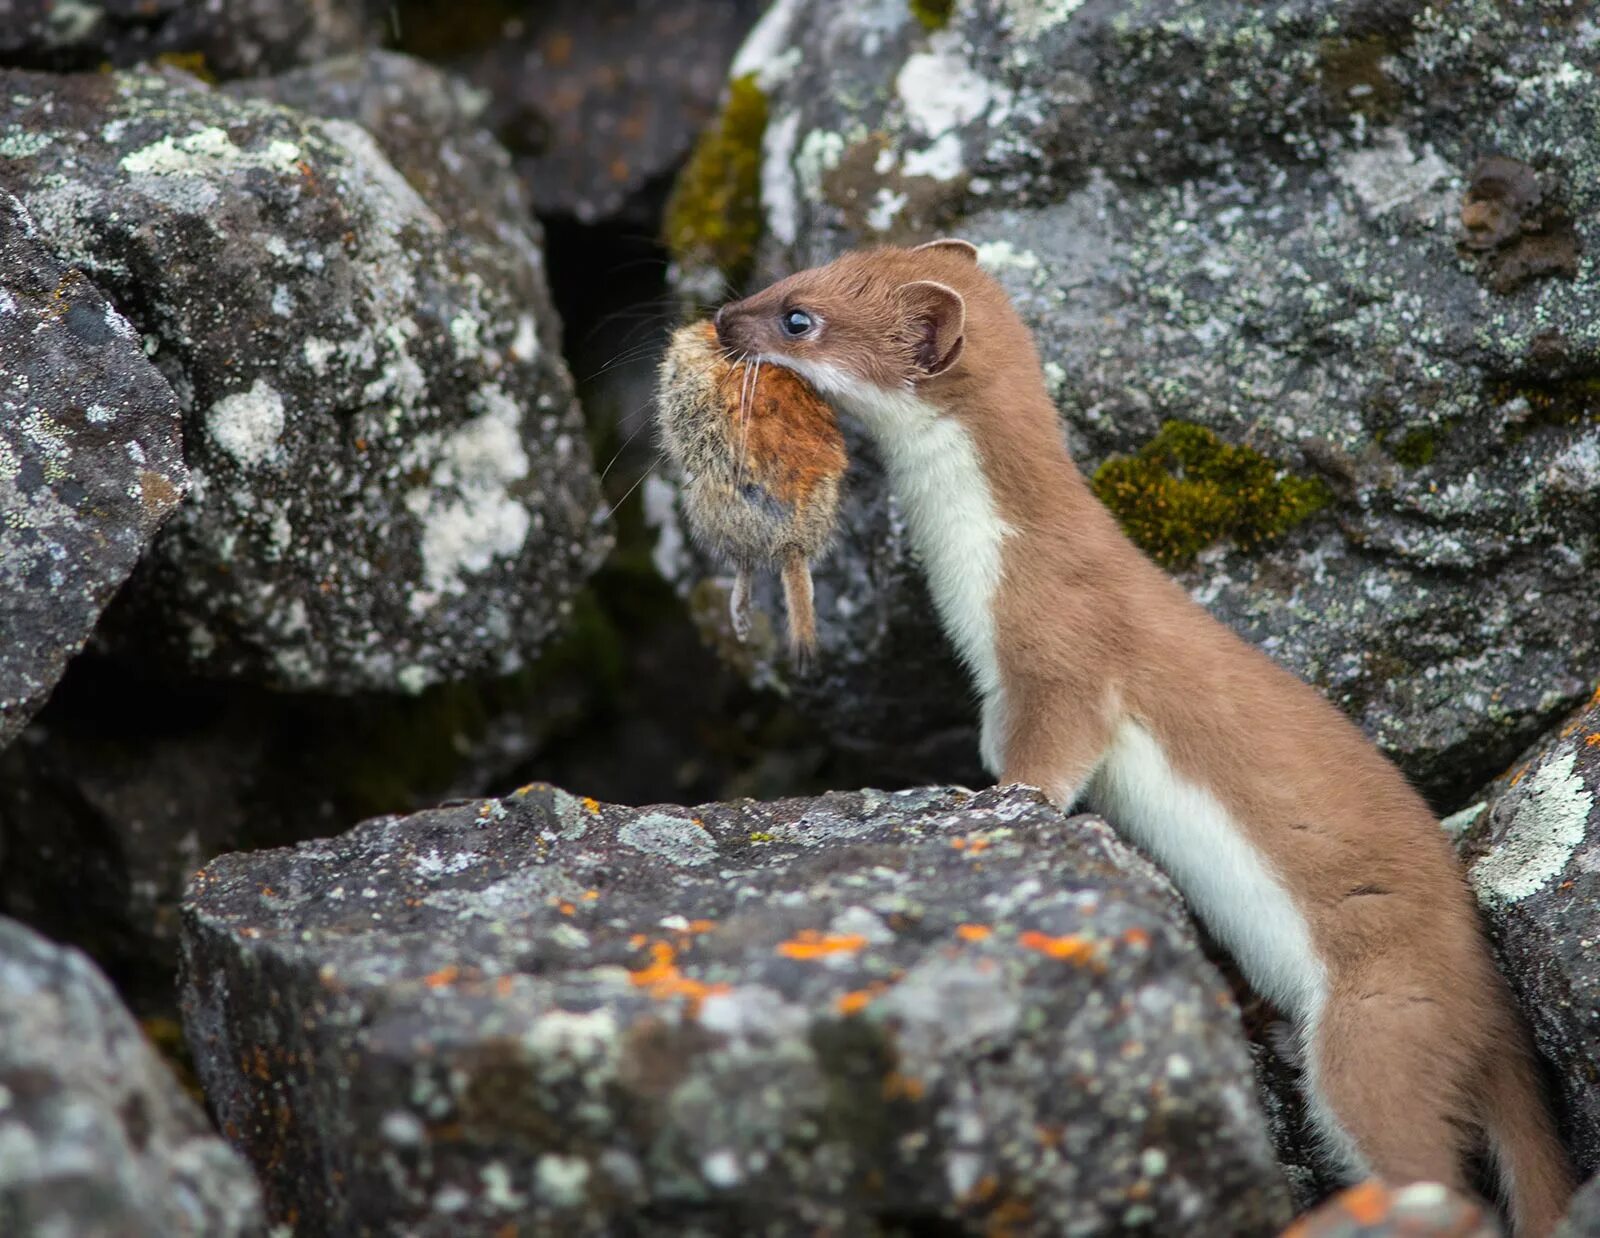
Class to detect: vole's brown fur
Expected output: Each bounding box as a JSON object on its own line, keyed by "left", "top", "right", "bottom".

{"left": 656, "top": 321, "right": 846, "bottom": 662}
{"left": 713, "top": 240, "right": 1574, "bottom": 1236}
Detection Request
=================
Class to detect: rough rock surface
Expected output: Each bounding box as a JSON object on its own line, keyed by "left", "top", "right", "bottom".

{"left": 445, "top": 0, "right": 765, "bottom": 226}
{"left": 1451, "top": 686, "right": 1600, "bottom": 1179}
{"left": 181, "top": 784, "right": 1292, "bottom": 1235}
{"left": 0, "top": 191, "right": 187, "bottom": 750}
{"left": 0, "top": 58, "right": 609, "bottom": 693}
{"left": 0, "top": 0, "right": 376, "bottom": 77}
{"left": 0, "top": 915, "right": 263, "bottom": 1236}
{"left": 663, "top": 0, "right": 1600, "bottom": 798}
{"left": 1283, "top": 1181, "right": 1500, "bottom": 1238}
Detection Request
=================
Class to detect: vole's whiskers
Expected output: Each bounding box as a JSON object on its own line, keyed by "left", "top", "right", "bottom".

{"left": 602, "top": 449, "right": 668, "bottom": 520}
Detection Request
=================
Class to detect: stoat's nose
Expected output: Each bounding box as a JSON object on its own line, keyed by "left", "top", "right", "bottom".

{"left": 713, "top": 302, "right": 735, "bottom": 353}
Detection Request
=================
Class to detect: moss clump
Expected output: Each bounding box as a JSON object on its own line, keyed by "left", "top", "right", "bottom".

{"left": 1379, "top": 427, "right": 1438, "bottom": 467}
{"left": 663, "top": 73, "right": 768, "bottom": 286}
{"left": 909, "top": 0, "right": 955, "bottom": 31}
{"left": 1091, "top": 421, "right": 1332, "bottom": 566}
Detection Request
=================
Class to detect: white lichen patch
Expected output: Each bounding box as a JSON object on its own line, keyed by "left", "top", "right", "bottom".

{"left": 404, "top": 384, "right": 532, "bottom": 606}
{"left": 730, "top": 0, "right": 807, "bottom": 89}
{"left": 617, "top": 811, "right": 717, "bottom": 866}
{"left": 533, "top": 1155, "right": 590, "bottom": 1207}
{"left": 896, "top": 31, "right": 1009, "bottom": 138}
{"left": 321, "top": 118, "right": 443, "bottom": 238}
{"left": 508, "top": 313, "right": 540, "bottom": 364}
{"left": 998, "top": 0, "right": 1088, "bottom": 39}
{"left": 975, "top": 239, "right": 1041, "bottom": 275}
{"left": 642, "top": 475, "right": 689, "bottom": 584}
{"left": 1333, "top": 128, "right": 1456, "bottom": 223}
{"left": 207, "top": 379, "right": 286, "bottom": 468}
{"left": 0, "top": 131, "right": 52, "bottom": 159}
{"left": 121, "top": 127, "right": 302, "bottom": 177}
{"left": 900, "top": 131, "right": 965, "bottom": 182}
{"left": 1471, "top": 746, "right": 1592, "bottom": 903}
{"left": 762, "top": 109, "right": 803, "bottom": 245}
{"left": 865, "top": 187, "right": 909, "bottom": 232}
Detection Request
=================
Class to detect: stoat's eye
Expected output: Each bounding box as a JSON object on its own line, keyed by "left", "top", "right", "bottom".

{"left": 779, "top": 308, "right": 814, "bottom": 338}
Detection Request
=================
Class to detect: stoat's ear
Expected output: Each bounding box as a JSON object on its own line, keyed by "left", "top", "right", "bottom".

{"left": 913, "top": 238, "right": 979, "bottom": 263}
{"left": 898, "top": 279, "right": 966, "bottom": 377}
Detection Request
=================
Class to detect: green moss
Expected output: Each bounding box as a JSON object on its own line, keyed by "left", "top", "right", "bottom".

{"left": 1391, "top": 428, "right": 1437, "bottom": 467}
{"left": 908, "top": 0, "right": 955, "bottom": 31}
{"left": 663, "top": 74, "right": 768, "bottom": 287}
{"left": 1091, "top": 421, "right": 1332, "bottom": 566}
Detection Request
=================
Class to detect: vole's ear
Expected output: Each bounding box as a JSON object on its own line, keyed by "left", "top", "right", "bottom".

{"left": 898, "top": 279, "right": 966, "bottom": 377}
{"left": 913, "top": 238, "right": 979, "bottom": 263}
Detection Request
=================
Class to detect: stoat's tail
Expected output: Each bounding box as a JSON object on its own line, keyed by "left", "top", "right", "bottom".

{"left": 1483, "top": 1020, "right": 1574, "bottom": 1237}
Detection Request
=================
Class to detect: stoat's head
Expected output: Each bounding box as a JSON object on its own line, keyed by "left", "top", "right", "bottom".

{"left": 713, "top": 240, "right": 977, "bottom": 407}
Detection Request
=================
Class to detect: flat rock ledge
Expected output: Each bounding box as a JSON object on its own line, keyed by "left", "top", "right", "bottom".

{"left": 180, "top": 784, "right": 1292, "bottom": 1235}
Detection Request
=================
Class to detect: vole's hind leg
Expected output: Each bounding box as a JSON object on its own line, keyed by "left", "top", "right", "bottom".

{"left": 730, "top": 565, "right": 754, "bottom": 642}
{"left": 780, "top": 549, "right": 816, "bottom": 672}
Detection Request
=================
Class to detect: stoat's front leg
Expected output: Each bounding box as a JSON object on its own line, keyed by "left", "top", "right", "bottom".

{"left": 997, "top": 680, "right": 1113, "bottom": 812}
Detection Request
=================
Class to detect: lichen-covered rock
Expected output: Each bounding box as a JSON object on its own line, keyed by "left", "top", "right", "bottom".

{"left": 180, "top": 784, "right": 1293, "bottom": 1235}
{"left": 0, "top": 915, "right": 263, "bottom": 1236}
{"left": 1449, "top": 686, "right": 1600, "bottom": 1179}
{"left": 0, "top": 191, "right": 187, "bottom": 750}
{"left": 0, "top": 0, "right": 376, "bottom": 78}
{"left": 1282, "top": 1181, "right": 1500, "bottom": 1238}
{"left": 663, "top": 0, "right": 1600, "bottom": 798}
{"left": 421, "top": 0, "right": 765, "bottom": 227}
{"left": 0, "top": 59, "right": 610, "bottom": 692}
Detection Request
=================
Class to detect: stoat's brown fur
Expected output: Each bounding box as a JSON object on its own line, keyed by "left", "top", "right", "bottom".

{"left": 714, "top": 240, "right": 1574, "bottom": 1235}
{"left": 656, "top": 321, "right": 846, "bottom": 663}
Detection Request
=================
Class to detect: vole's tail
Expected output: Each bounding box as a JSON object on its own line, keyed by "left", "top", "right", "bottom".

{"left": 780, "top": 549, "right": 816, "bottom": 671}
{"left": 1483, "top": 1013, "right": 1574, "bottom": 1238}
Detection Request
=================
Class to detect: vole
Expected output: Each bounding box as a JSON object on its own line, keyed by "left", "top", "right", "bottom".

{"left": 656, "top": 320, "right": 847, "bottom": 665}
{"left": 713, "top": 238, "right": 1574, "bottom": 1235}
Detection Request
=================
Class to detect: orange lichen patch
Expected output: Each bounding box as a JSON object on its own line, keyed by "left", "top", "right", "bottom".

{"left": 1121, "top": 927, "right": 1151, "bottom": 949}
{"left": 955, "top": 924, "right": 992, "bottom": 942}
{"left": 1019, "top": 931, "right": 1098, "bottom": 965}
{"left": 1585, "top": 732, "right": 1600, "bottom": 747}
{"left": 628, "top": 933, "right": 648, "bottom": 949}
{"left": 1341, "top": 1180, "right": 1393, "bottom": 1225}
{"left": 557, "top": 902, "right": 577, "bottom": 917}
{"left": 423, "top": 965, "right": 461, "bottom": 989}
{"left": 687, "top": 919, "right": 717, "bottom": 934}
{"left": 777, "top": 930, "right": 868, "bottom": 960}
{"left": 1509, "top": 764, "right": 1528, "bottom": 787}
{"left": 837, "top": 989, "right": 875, "bottom": 1016}
{"left": 950, "top": 836, "right": 991, "bottom": 853}
{"left": 628, "top": 941, "right": 729, "bottom": 1015}
{"left": 495, "top": 975, "right": 515, "bottom": 998}
{"left": 882, "top": 1071, "right": 925, "bottom": 1102}
{"left": 580, "top": 796, "right": 601, "bottom": 814}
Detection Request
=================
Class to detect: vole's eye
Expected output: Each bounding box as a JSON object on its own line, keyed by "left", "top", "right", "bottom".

{"left": 779, "top": 309, "right": 814, "bottom": 338}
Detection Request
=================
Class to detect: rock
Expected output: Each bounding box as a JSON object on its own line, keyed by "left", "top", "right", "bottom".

{"left": 0, "top": 0, "right": 377, "bottom": 78}
{"left": 1283, "top": 1181, "right": 1500, "bottom": 1238}
{"left": 0, "top": 58, "right": 610, "bottom": 693}
{"left": 0, "top": 191, "right": 187, "bottom": 751}
{"left": 0, "top": 915, "right": 263, "bottom": 1235}
{"left": 180, "top": 784, "right": 1293, "bottom": 1235}
{"left": 1559, "top": 1172, "right": 1600, "bottom": 1238}
{"left": 664, "top": 0, "right": 1600, "bottom": 799}
{"left": 1450, "top": 686, "right": 1600, "bottom": 1179}
{"left": 406, "top": 0, "right": 764, "bottom": 227}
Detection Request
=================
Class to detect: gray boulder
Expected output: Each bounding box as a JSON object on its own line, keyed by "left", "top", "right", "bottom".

{"left": 0, "top": 191, "right": 187, "bottom": 750}
{"left": 0, "top": 0, "right": 375, "bottom": 77}
{"left": 1451, "top": 688, "right": 1600, "bottom": 1179}
{"left": 661, "top": 0, "right": 1600, "bottom": 799}
{"left": 0, "top": 57, "right": 609, "bottom": 693}
{"left": 180, "top": 784, "right": 1293, "bottom": 1235}
{"left": 438, "top": 0, "right": 766, "bottom": 227}
{"left": 0, "top": 915, "right": 263, "bottom": 1236}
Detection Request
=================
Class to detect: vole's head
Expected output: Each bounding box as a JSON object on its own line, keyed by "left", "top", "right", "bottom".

{"left": 714, "top": 240, "right": 976, "bottom": 407}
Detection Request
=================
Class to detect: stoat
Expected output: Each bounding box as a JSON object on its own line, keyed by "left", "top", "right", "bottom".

{"left": 713, "top": 239, "right": 1574, "bottom": 1235}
